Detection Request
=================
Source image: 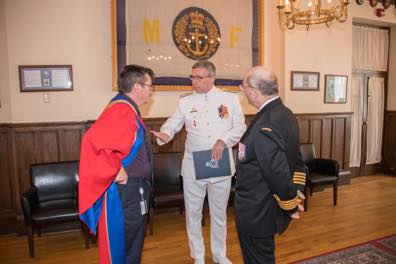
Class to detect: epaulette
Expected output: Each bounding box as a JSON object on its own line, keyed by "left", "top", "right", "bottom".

{"left": 260, "top": 126, "right": 286, "bottom": 151}
{"left": 180, "top": 91, "right": 193, "bottom": 98}
{"left": 222, "top": 87, "right": 239, "bottom": 93}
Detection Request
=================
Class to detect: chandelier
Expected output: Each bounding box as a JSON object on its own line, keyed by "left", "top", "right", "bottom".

{"left": 277, "top": 0, "right": 350, "bottom": 30}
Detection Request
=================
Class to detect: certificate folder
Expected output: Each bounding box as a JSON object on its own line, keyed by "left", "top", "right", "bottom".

{"left": 192, "top": 148, "right": 231, "bottom": 180}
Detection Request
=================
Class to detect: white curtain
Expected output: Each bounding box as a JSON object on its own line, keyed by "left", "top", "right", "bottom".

{"left": 366, "top": 77, "right": 385, "bottom": 165}
{"left": 353, "top": 25, "right": 389, "bottom": 71}
{"left": 349, "top": 77, "right": 363, "bottom": 167}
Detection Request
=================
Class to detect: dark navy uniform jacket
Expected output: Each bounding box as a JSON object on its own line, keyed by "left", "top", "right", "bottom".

{"left": 235, "top": 97, "right": 306, "bottom": 237}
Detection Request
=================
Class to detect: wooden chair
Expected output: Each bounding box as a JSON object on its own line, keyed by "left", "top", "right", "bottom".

{"left": 299, "top": 143, "right": 339, "bottom": 211}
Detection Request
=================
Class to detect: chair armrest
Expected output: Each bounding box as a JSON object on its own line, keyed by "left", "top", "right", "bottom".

{"left": 311, "top": 158, "right": 339, "bottom": 176}
{"left": 304, "top": 160, "right": 316, "bottom": 175}
{"left": 21, "top": 187, "right": 38, "bottom": 226}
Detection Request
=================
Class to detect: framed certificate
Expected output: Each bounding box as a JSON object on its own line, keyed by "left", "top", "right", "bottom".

{"left": 291, "top": 71, "right": 320, "bottom": 91}
{"left": 19, "top": 65, "right": 73, "bottom": 92}
{"left": 324, "top": 74, "right": 348, "bottom": 103}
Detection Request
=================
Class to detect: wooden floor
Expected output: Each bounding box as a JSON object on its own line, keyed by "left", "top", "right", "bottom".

{"left": 0, "top": 175, "right": 395, "bottom": 264}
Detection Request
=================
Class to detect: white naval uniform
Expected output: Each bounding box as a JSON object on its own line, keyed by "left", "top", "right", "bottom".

{"left": 157, "top": 86, "right": 246, "bottom": 262}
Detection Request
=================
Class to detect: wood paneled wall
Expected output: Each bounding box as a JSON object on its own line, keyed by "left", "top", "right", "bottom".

{"left": 0, "top": 112, "right": 354, "bottom": 233}
{"left": 383, "top": 111, "right": 396, "bottom": 175}
{"left": 295, "top": 113, "right": 352, "bottom": 171}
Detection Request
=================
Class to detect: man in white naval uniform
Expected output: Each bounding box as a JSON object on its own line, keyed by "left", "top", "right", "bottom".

{"left": 152, "top": 61, "right": 246, "bottom": 264}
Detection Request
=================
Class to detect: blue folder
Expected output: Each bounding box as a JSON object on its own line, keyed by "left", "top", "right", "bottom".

{"left": 192, "top": 148, "right": 231, "bottom": 180}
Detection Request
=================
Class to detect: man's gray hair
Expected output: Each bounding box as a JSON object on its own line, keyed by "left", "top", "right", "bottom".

{"left": 247, "top": 69, "right": 279, "bottom": 96}
{"left": 192, "top": 60, "right": 216, "bottom": 77}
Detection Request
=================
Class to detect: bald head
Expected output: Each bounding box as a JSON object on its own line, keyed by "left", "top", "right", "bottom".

{"left": 245, "top": 66, "right": 278, "bottom": 96}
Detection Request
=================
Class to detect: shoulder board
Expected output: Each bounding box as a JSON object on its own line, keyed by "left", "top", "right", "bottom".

{"left": 180, "top": 91, "right": 193, "bottom": 98}
{"left": 222, "top": 87, "right": 239, "bottom": 93}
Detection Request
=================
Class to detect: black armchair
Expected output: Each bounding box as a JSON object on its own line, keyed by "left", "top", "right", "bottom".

{"left": 148, "top": 152, "right": 184, "bottom": 235}
{"left": 299, "top": 143, "right": 339, "bottom": 211}
{"left": 21, "top": 161, "right": 90, "bottom": 257}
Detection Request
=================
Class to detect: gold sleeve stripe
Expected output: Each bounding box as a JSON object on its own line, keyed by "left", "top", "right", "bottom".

{"left": 293, "top": 172, "right": 306, "bottom": 185}
{"left": 273, "top": 194, "right": 298, "bottom": 210}
{"left": 293, "top": 176, "right": 306, "bottom": 181}
{"left": 293, "top": 179, "right": 306, "bottom": 185}
{"left": 261, "top": 127, "right": 272, "bottom": 132}
{"left": 293, "top": 178, "right": 305, "bottom": 182}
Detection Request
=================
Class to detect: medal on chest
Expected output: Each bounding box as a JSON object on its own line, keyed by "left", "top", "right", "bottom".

{"left": 218, "top": 104, "right": 229, "bottom": 119}
{"left": 190, "top": 107, "right": 198, "bottom": 127}
{"left": 238, "top": 143, "right": 246, "bottom": 160}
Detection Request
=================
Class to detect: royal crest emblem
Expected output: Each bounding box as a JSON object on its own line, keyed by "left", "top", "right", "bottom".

{"left": 172, "top": 7, "right": 221, "bottom": 60}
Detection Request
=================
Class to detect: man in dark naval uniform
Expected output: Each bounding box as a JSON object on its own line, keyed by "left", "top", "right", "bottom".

{"left": 235, "top": 66, "right": 306, "bottom": 264}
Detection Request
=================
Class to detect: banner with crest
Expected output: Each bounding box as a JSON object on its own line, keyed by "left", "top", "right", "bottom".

{"left": 114, "top": 0, "right": 263, "bottom": 89}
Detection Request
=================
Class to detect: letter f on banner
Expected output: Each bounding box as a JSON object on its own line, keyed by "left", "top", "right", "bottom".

{"left": 143, "top": 19, "right": 160, "bottom": 43}
{"left": 230, "top": 26, "right": 241, "bottom": 48}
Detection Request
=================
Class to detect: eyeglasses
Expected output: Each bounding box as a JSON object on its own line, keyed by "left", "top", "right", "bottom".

{"left": 239, "top": 83, "right": 258, "bottom": 91}
{"left": 140, "top": 83, "right": 155, "bottom": 90}
{"left": 239, "top": 84, "right": 248, "bottom": 91}
{"left": 188, "top": 75, "right": 211, "bottom": 81}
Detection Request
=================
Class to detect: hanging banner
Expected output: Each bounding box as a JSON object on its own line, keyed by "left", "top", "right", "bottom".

{"left": 112, "top": 0, "right": 263, "bottom": 90}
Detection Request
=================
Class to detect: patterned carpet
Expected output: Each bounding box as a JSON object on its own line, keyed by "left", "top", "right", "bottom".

{"left": 292, "top": 234, "right": 396, "bottom": 264}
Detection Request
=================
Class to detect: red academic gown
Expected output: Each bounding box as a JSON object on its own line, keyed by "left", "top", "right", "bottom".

{"left": 79, "top": 98, "right": 142, "bottom": 264}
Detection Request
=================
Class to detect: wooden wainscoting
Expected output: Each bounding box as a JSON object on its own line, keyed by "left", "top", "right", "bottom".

{"left": 0, "top": 122, "right": 87, "bottom": 234}
{"left": 383, "top": 111, "right": 396, "bottom": 175}
{"left": 0, "top": 112, "right": 353, "bottom": 233}
{"left": 0, "top": 124, "right": 15, "bottom": 233}
{"left": 296, "top": 112, "right": 352, "bottom": 184}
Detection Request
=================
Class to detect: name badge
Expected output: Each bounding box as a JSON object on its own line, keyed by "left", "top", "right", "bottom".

{"left": 139, "top": 187, "right": 147, "bottom": 215}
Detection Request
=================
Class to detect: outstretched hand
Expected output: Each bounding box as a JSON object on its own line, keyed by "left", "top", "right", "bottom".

{"left": 151, "top": 130, "right": 170, "bottom": 144}
{"left": 291, "top": 190, "right": 305, "bottom": 219}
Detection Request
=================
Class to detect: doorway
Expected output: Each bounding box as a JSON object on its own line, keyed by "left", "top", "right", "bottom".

{"left": 350, "top": 71, "right": 387, "bottom": 176}
{"left": 350, "top": 24, "right": 389, "bottom": 176}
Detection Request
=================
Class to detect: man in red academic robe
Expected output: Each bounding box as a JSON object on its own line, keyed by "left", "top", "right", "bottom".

{"left": 79, "top": 64, "right": 154, "bottom": 264}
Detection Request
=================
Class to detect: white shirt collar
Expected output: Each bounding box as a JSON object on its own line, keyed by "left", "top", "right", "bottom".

{"left": 206, "top": 85, "right": 218, "bottom": 95}
{"left": 196, "top": 85, "right": 217, "bottom": 97}
{"left": 258, "top": 96, "right": 280, "bottom": 111}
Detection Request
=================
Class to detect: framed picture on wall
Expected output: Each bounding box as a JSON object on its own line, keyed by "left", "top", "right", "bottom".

{"left": 291, "top": 71, "right": 320, "bottom": 91}
{"left": 19, "top": 65, "right": 73, "bottom": 92}
{"left": 324, "top": 74, "right": 348, "bottom": 103}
